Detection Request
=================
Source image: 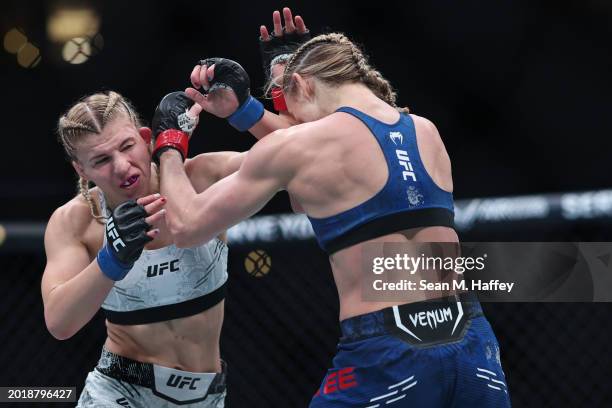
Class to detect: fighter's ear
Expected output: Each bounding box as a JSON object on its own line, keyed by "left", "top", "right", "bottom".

{"left": 71, "top": 160, "right": 86, "bottom": 179}
{"left": 292, "top": 73, "right": 314, "bottom": 100}
{"left": 139, "top": 127, "right": 152, "bottom": 144}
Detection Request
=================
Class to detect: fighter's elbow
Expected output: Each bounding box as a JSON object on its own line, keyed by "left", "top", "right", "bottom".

{"left": 165, "top": 212, "right": 188, "bottom": 243}
{"left": 48, "top": 327, "right": 74, "bottom": 341}
{"left": 44, "top": 312, "right": 76, "bottom": 340}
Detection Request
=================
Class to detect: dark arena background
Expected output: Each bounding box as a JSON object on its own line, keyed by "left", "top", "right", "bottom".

{"left": 1, "top": 1, "right": 611, "bottom": 407}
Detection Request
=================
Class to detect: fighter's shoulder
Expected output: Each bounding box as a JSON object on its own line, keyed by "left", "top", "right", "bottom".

{"left": 47, "top": 189, "right": 100, "bottom": 240}
{"left": 296, "top": 112, "right": 361, "bottom": 144}
{"left": 236, "top": 128, "right": 301, "bottom": 180}
{"left": 271, "top": 116, "right": 338, "bottom": 146}
{"left": 250, "top": 117, "right": 341, "bottom": 167}
{"left": 410, "top": 114, "right": 443, "bottom": 139}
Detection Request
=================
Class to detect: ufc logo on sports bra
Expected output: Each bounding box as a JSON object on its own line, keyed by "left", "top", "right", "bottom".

{"left": 166, "top": 374, "right": 201, "bottom": 390}
{"left": 147, "top": 259, "right": 180, "bottom": 277}
{"left": 106, "top": 217, "right": 126, "bottom": 252}
{"left": 395, "top": 150, "right": 417, "bottom": 182}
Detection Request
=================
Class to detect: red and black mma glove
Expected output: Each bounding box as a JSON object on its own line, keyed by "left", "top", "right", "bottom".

{"left": 151, "top": 91, "right": 198, "bottom": 166}
{"left": 259, "top": 28, "right": 311, "bottom": 112}
{"left": 199, "top": 57, "right": 264, "bottom": 132}
{"left": 97, "top": 201, "right": 152, "bottom": 281}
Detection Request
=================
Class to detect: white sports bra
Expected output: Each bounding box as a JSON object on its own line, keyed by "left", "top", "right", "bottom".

{"left": 98, "top": 192, "right": 228, "bottom": 325}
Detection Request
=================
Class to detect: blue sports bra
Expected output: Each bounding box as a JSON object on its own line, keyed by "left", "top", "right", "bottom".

{"left": 307, "top": 107, "right": 455, "bottom": 254}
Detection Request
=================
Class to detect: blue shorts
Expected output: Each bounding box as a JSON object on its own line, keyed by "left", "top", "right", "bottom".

{"left": 310, "top": 295, "right": 511, "bottom": 407}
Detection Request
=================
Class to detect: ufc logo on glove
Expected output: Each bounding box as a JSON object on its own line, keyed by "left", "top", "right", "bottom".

{"left": 106, "top": 216, "right": 126, "bottom": 251}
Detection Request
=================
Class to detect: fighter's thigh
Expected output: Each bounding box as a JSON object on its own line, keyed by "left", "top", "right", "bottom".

{"left": 452, "top": 317, "right": 511, "bottom": 407}
{"left": 310, "top": 338, "right": 447, "bottom": 407}
{"left": 76, "top": 370, "right": 141, "bottom": 408}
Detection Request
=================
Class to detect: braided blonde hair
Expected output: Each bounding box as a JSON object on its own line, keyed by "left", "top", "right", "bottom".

{"left": 57, "top": 91, "right": 142, "bottom": 223}
{"left": 282, "top": 33, "right": 409, "bottom": 113}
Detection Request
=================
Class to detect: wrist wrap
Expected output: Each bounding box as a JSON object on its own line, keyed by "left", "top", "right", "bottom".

{"left": 152, "top": 129, "right": 189, "bottom": 165}
{"left": 97, "top": 245, "right": 131, "bottom": 281}
{"left": 227, "top": 96, "right": 264, "bottom": 131}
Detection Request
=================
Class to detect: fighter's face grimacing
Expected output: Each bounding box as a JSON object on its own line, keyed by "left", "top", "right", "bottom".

{"left": 71, "top": 115, "right": 153, "bottom": 204}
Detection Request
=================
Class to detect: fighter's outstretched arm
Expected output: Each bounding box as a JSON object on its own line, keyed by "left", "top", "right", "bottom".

{"left": 159, "top": 131, "right": 293, "bottom": 248}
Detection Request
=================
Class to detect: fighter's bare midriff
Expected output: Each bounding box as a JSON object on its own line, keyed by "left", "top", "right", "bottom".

{"left": 330, "top": 226, "right": 459, "bottom": 321}
{"left": 104, "top": 302, "right": 223, "bottom": 372}
{"left": 81, "top": 191, "right": 224, "bottom": 373}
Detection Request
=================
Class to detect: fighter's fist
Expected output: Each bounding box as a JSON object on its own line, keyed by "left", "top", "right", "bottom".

{"left": 151, "top": 92, "right": 199, "bottom": 165}
{"left": 187, "top": 58, "right": 264, "bottom": 131}
{"left": 97, "top": 200, "right": 152, "bottom": 280}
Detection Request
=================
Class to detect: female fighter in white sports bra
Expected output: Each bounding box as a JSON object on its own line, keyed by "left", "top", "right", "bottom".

{"left": 42, "top": 91, "right": 243, "bottom": 407}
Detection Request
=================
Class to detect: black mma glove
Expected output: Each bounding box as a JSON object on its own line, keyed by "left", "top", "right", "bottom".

{"left": 198, "top": 58, "right": 264, "bottom": 131}
{"left": 151, "top": 91, "right": 198, "bottom": 165}
{"left": 96, "top": 200, "right": 152, "bottom": 281}
{"left": 259, "top": 29, "right": 311, "bottom": 112}
{"left": 259, "top": 28, "right": 311, "bottom": 81}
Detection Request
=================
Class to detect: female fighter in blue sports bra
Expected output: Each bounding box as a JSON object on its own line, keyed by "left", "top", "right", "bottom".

{"left": 155, "top": 30, "right": 512, "bottom": 407}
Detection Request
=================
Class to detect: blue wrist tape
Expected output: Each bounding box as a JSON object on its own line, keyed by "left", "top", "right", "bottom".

{"left": 227, "top": 96, "right": 265, "bottom": 131}
{"left": 96, "top": 245, "right": 131, "bottom": 281}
